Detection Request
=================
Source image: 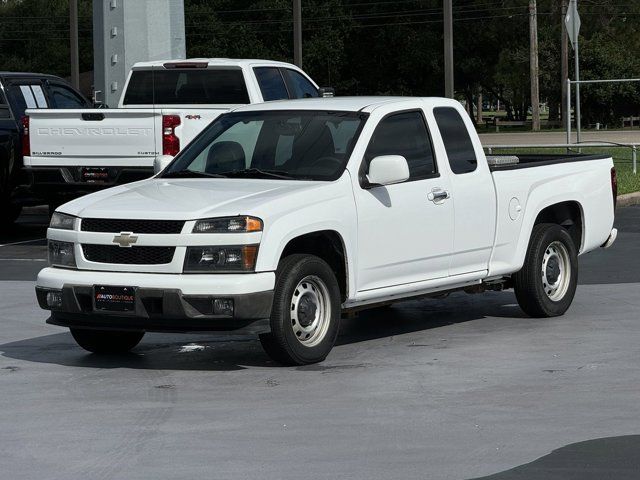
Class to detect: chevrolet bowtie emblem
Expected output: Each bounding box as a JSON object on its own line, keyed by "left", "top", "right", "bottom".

{"left": 113, "top": 232, "right": 138, "bottom": 248}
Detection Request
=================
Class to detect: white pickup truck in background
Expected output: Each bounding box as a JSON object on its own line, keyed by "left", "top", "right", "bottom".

{"left": 23, "top": 58, "right": 325, "bottom": 206}
{"left": 36, "top": 97, "right": 617, "bottom": 365}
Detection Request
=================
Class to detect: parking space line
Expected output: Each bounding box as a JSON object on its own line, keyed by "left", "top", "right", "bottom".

{"left": 0, "top": 238, "right": 46, "bottom": 247}
{"left": 0, "top": 258, "right": 47, "bottom": 262}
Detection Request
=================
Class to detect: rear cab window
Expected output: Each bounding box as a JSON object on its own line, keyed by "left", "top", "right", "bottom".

{"left": 363, "top": 110, "right": 437, "bottom": 182}
{"left": 123, "top": 68, "right": 250, "bottom": 105}
{"left": 5, "top": 81, "right": 49, "bottom": 119}
{"left": 433, "top": 107, "right": 478, "bottom": 174}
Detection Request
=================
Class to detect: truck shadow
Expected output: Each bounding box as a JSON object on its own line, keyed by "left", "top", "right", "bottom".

{"left": 466, "top": 435, "right": 640, "bottom": 480}
{"left": 0, "top": 291, "right": 526, "bottom": 371}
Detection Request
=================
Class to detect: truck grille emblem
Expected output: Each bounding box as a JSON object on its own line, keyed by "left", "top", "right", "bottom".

{"left": 113, "top": 232, "right": 138, "bottom": 248}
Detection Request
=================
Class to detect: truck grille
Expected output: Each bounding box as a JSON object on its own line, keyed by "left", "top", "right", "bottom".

{"left": 82, "top": 244, "right": 176, "bottom": 265}
{"left": 81, "top": 218, "right": 185, "bottom": 234}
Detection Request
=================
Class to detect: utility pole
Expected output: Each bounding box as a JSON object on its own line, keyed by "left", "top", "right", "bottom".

{"left": 293, "top": 0, "right": 302, "bottom": 68}
{"left": 444, "top": 0, "right": 454, "bottom": 98}
{"left": 560, "top": 0, "right": 569, "bottom": 128}
{"left": 529, "top": 0, "right": 540, "bottom": 131}
{"left": 69, "top": 0, "right": 80, "bottom": 90}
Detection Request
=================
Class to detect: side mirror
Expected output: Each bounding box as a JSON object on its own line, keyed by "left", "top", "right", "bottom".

{"left": 318, "top": 87, "right": 335, "bottom": 98}
{"left": 366, "top": 155, "right": 410, "bottom": 187}
{"left": 153, "top": 155, "right": 174, "bottom": 175}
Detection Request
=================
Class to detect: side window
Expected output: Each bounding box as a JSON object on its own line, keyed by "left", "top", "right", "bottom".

{"left": 282, "top": 69, "right": 319, "bottom": 99}
{"left": 364, "top": 111, "right": 436, "bottom": 181}
{"left": 254, "top": 67, "right": 289, "bottom": 101}
{"left": 433, "top": 107, "right": 477, "bottom": 174}
{"left": 0, "top": 90, "right": 10, "bottom": 119}
{"left": 49, "top": 84, "right": 88, "bottom": 108}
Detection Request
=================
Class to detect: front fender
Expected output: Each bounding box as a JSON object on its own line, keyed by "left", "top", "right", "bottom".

{"left": 254, "top": 177, "right": 358, "bottom": 300}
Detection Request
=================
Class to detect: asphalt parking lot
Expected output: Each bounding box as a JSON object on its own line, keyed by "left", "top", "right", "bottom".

{"left": 1, "top": 206, "right": 639, "bottom": 480}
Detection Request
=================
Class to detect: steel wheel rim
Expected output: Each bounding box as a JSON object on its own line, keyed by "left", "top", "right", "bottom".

{"left": 541, "top": 241, "right": 571, "bottom": 301}
{"left": 290, "top": 275, "right": 331, "bottom": 347}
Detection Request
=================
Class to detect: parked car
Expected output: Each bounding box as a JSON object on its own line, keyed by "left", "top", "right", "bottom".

{"left": 35, "top": 97, "right": 617, "bottom": 365}
{"left": 0, "top": 72, "right": 91, "bottom": 226}
{"left": 23, "top": 58, "right": 326, "bottom": 209}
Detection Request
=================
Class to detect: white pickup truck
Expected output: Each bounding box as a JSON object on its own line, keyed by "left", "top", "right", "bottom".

{"left": 35, "top": 97, "right": 617, "bottom": 365}
{"left": 22, "top": 58, "right": 323, "bottom": 206}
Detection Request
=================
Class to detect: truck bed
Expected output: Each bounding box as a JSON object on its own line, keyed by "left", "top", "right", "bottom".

{"left": 487, "top": 153, "right": 610, "bottom": 171}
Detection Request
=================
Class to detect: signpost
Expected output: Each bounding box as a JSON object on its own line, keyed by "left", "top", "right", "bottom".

{"left": 565, "top": 0, "right": 581, "bottom": 142}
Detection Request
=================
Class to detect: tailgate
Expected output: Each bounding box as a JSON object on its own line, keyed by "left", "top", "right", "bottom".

{"left": 170, "top": 108, "right": 228, "bottom": 148}
{"left": 26, "top": 108, "right": 160, "bottom": 167}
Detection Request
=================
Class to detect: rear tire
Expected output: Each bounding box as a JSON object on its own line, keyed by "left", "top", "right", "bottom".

{"left": 513, "top": 223, "right": 578, "bottom": 317}
{"left": 259, "top": 254, "right": 341, "bottom": 366}
{"left": 70, "top": 328, "right": 144, "bottom": 354}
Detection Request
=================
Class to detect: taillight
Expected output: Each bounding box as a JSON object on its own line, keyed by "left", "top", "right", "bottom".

{"left": 21, "top": 115, "right": 30, "bottom": 156}
{"left": 611, "top": 167, "right": 617, "bottom": 209}
{"left": 162, "top": 114, "right": 181, "bottom": 156}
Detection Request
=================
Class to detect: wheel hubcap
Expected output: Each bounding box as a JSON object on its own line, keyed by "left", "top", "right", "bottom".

{"left": 290, "top": 275, "right": 331, "bottom": 347}
{"left": 542, "top": 241, "right": 571, "bottom": 301}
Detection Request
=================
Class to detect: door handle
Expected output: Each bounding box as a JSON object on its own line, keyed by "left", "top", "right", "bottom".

{"left": 428, "top": 188, "right": 450, "bottom": 203}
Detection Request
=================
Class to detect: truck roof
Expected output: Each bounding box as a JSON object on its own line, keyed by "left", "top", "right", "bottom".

{"left": 131, "top": 58, "right": 302, "bottom": 69}
{"left": 0, "top": 72, "right": 71, "bottom": 81}
{"left": 232, "top": 96, "right": 462, "bottom": 113}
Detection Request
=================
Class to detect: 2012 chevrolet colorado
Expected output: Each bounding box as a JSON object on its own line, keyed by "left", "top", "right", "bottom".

{"left": 35, "top": 97, "right": 617, "bottom": 365}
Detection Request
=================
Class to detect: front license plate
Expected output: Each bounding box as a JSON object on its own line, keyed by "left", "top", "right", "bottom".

{"left": 94, "top": 285, "right": 136, "bottom": 312}
{"left": 81, "top": 167, "right": 109, "bottom": 183}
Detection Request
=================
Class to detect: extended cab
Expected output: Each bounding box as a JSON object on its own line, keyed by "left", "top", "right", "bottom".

{"left": 0, "top": 72, "right": 91, "bottom": 226}
{"left": 23, "top": 58, "right": 324, "bottom": 206}
{"left": 35, "top": 97, "right": 617, "bottom": 365}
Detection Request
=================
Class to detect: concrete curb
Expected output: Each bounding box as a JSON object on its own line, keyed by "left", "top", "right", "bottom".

{"left": 618, "top": 192, "right": 640, "bottom": 207}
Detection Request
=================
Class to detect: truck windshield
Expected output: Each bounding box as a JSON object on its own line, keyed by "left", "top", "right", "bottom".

{"left": 123, "top": 68, "right": 250, "bottom": 105}
{"left": 163, "top": 110, "right": 367, "bottom": 181}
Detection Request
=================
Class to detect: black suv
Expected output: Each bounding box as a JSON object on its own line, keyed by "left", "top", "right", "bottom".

{"left": 0, "top": 72, "right": 91, "bottom": 227}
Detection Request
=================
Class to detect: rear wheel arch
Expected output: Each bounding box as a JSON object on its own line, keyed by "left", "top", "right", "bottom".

{"left": 532, "top": 200, "right": 583, "bottom": 252}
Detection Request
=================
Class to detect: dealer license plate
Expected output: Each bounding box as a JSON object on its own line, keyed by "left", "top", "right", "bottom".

{"left": 94, "top": 285, "right": 136, "bottom": 312}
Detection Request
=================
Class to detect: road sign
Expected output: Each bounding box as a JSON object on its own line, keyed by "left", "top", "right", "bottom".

{"left": 565, "top": 0, "right": 581, "bottom": 50}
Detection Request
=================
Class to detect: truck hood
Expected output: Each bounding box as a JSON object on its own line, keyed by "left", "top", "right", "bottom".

{"left": 59, "top": 178, "right": 331, "bottom": 220}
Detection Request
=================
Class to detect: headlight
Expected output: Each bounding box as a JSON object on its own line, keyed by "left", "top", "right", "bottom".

{"left": 193, "top": 216, "right": 263, "bottom": 234}
{"left": 49, "top": 212, "right": 76, "bottom": 230}
{"left": 183, "top": 245, "right": 258, "bottom": 272}
{"left": 48, "top": 240, "right": 76, "bottom": 268}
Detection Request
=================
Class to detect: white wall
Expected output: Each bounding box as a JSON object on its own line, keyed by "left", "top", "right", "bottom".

{"left": 93, "top": 0, "right": 186, "bottom": 107}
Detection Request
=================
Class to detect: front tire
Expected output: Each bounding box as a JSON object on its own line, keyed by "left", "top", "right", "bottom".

{"left": 260, "top": 254, "right": 341, "bottom": 365}
{"left": 70, "top": 328, "right": 144, "bottom": 354}
{"left": 513, "top": 223, "right": 578, "bottom": 317}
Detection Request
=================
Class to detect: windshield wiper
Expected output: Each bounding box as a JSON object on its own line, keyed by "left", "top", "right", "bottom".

{"left": 220, "top": 168, "right": 295, "bottom": 180}
{"left": 162, "top": 169, "right": 227, "bottom": 179}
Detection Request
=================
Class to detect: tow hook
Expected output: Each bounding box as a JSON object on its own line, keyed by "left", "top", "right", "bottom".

{"left": 601, "top": 228, "right": 618, "bottom": 249}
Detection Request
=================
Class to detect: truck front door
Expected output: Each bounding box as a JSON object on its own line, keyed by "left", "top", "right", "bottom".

{"left": 353, "top": 109, "right": 454, "bottom": 292}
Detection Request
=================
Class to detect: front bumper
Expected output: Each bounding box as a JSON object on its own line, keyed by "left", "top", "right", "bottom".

{"left": 36, "top": 268, "right": 275, "bottom": 333}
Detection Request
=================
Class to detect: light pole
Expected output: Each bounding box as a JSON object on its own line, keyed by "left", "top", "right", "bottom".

{"left": 293, "top": 0, "right": 302, "bottom": 68}
{"left": 70, "top": 0, "right": 80, "bottom": 90}
{"left": 444, "top": 0, "right": 453, "bottom": 98}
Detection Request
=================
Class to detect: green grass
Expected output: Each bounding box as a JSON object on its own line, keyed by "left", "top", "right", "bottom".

{"left": 489, "top": 147, "right": 639, "bottom": 195}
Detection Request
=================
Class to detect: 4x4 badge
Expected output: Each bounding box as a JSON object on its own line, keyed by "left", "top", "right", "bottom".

{"left": 113, "top": 232, "right": 138, "bottom": 248}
